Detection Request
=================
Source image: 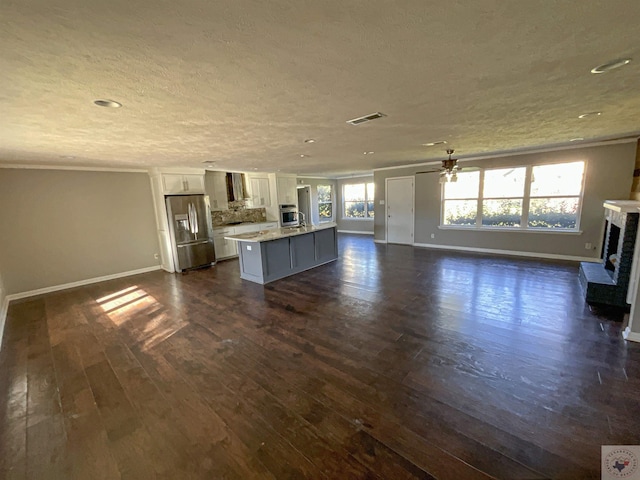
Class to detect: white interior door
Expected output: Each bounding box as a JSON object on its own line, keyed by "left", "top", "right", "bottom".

{"left": 386, "top": 177, "right": 414, "bottom": 245}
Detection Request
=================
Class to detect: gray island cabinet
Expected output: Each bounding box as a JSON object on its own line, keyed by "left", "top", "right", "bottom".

{"left": 224, "top": 223, "right": 338, "bottom": 284}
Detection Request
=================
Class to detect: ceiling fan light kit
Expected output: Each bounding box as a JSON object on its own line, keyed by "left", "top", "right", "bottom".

{"left": 416, "top": 148, "right": 462, "bottom": 181}
{"left": 439, "top": 149, "right": 459, "bottom": 183}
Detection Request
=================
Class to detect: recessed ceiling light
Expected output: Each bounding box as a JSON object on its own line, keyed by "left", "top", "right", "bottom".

{"left": 569, "top": 137, "right": 584, "bottom": 142}
{"left": 94, "top": 99, "right": 122, "bottom": 108}
{"left": 346, "top": 112, "right": 386, "bottom": 126}
{"left": 591, "top": 58, "right": 632, "bottom": 74}
{"left": 578, "top": 112, "right": 602, "bottom": 119}
{"left": 60, "top": 155, "right": 76, "bottom": 159}
{"left": 363, "top": 151, "right": 374, "bottom": 155}
{"left": 304, "top": 139, "right": 316, "bottom": 143}
{"left": 423, "top": 140, "right": 447, "bottom": 146}
{"left": 202, "top": 160, "right": 216, "bottom": 164}
{"left": 299, "top": 154, "right": 309, "bottom": 158}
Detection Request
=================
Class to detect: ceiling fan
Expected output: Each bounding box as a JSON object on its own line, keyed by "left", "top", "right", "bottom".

{"left": 416, "top": 149, "right": 462, "bottom": 183}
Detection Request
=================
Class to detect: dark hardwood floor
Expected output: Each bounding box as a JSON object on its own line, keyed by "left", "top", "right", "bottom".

{"left": 1, "top": 233, "right": 639, "bottom": 479}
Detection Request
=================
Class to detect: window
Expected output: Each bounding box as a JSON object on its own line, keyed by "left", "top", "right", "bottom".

{"left": 442, "top": 161, "right": 585, "bottom": 230}
{"left": 343, "top": 182, "right": 375, "bottom": 218}
{"left": 528, "top": 162, "right": 584, "bottom": 229}
{"left": 317, "top": 185, "right": 333, "bottom": 221}
{"left": 442, "top": 171, "right": 479, "bottom": 226}
{"left": 482, "top": 167, "right": 526, "bottom": 227}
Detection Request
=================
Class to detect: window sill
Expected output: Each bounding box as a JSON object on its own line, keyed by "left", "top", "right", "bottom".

{"left": 341, "top": 217, "right": 374, "bottom": 221}
{"left": 438, "top": 225, "right": 583, "bottom": 235}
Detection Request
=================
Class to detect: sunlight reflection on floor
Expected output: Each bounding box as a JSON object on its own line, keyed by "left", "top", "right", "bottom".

{"left": 97, "top": 285, "right": 185, "bottom": 349}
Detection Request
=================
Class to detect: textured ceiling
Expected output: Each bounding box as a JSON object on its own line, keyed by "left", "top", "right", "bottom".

{"left": 1, "top": 0, "right": 639, "bottom": 177}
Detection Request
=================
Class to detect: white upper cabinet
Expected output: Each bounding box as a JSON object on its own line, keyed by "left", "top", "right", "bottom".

{"left": 248, "top": 176, "right": 271, "bottom": 208}
{"left": 162, "top": 173, "right": 205, "bottom": 194}
{"left": 183, "top": 174, "right": 204, "bottom": 192}
{"left": 276, "top": 175, "right": 298, "bottom": 205}
{"left": 206, "top": 171, "right": 229, "bottom": 211}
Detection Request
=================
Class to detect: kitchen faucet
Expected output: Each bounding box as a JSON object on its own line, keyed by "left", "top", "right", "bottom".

{"left": 298, "top": 212, "right": 306, "bottom": 227}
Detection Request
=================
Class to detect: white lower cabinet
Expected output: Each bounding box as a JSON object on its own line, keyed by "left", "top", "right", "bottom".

{"left": 213, "top": 228, "right": 238, "bottom": 260}
{"left": 213, "top": 222, "right": 278, "bottom": 260}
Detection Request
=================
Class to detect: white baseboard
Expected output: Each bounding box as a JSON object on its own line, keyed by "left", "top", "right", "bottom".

{"left": 5, "top": 265, "right": 162, "bottom": 303}
{"left": 412, "top": 242, "right": 600, "bottom": 263}
{"left": 374, "top": 239, "right": 387, "bottom": 244}
{"left": 337, "top": 230, "right": 374, "bottom": 235}
{"left": 623, "top": 327, "right": 640, "bottom": 343}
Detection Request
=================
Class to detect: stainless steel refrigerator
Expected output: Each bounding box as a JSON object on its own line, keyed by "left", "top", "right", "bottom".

{"left": 165, "top": 195, "right": 216, "bottom": 272}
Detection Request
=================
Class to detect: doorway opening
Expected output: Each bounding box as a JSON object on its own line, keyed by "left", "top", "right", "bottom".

{"left": 297, "top": 186, "right": 312, "bottom": 226}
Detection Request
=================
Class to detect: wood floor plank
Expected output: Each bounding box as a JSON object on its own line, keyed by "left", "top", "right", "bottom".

{"left": 0, "top": 333, "right": 28, "bottom": 480}
{"left": 159, "top": 329, "right": 331, "bottom": 479}
{"left": 1, "top": 234, "right": 639, "bottom": 479}
{"left": 83, "top": 357, "right": 158, "bottom": 478}
{"left": 50, "top": 342, "right": 121, "bottom": 480}
{"left": 130, "top": 345, "right": 277, "bottom": 479}
{"left": 175, "top": 294, "right": 496, "bottom": 480}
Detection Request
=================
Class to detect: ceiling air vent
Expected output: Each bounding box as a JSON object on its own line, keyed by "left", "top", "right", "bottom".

{"left": 346, "top": 112, "right": 386, "bottom": 125}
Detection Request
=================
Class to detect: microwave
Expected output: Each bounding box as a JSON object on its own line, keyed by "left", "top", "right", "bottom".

{"left": 279, "top": 204, "right": 299, "bottom": 227}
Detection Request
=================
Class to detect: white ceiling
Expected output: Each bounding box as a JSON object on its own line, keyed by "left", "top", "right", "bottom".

{"left": 1, "top": 0, "right": 639, "bottom": 177}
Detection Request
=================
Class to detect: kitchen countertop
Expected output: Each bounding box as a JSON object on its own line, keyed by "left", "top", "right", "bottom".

{"left": 224, "top": 222, "right": 337, "bottom": 242}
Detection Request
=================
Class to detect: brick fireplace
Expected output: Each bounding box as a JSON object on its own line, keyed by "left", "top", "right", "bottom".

{"left": 579, "top": 200, "right": 640, "bottom": 308}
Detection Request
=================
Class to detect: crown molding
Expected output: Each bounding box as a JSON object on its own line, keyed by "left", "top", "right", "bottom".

{"left": 373, "top": 136, "right": 640, "bottom": 173}
{"left": 334, "top": 173, "right": 374, "bottom": 180}
{"left": 0, "top": 163, "right": 148, "bottom": 173}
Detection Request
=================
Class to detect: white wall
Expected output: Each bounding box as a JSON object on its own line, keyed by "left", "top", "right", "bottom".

{"left": 373, "top": 142, "right": 637, "bottom": 258}
{"left": 0, "top": 168, "right": 161, "bottom": 295}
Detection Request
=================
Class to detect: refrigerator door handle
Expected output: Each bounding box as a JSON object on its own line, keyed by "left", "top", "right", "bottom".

{"left": 186, "top": 203, "right": 191, "bottom": 234}
{"left": 177, "top": 240, "right": 209, "bottom": 248}
{"left": 188, "top": 203, "right": 195, "bottom": 235}
{"left": 192, "top": 203, "right": 199, "bottom": 238}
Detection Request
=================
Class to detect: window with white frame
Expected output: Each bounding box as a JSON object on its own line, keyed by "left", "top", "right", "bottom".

{"left": 343, "top": 182, "right": 375, "bottom": 218}
{"left": 442, "top": 161, "right": 585, "bottom": 230}
{"left": 317, "top": 185, "right": 333, "bottom": 222}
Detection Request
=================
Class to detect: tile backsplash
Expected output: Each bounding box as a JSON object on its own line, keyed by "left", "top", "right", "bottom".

{"left": 211, "top": 207, "right": 268, "bottom": 226}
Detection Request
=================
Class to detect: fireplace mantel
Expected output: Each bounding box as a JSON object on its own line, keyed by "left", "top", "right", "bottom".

{"left": 603, "top": 200, "right": 640, "bottom": 213}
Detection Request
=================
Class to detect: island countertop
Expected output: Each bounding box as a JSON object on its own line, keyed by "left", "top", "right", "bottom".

{"left": 224, "top": 222, "right": 337, "bottom": 243}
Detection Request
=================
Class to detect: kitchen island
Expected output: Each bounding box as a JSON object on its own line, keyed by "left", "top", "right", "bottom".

{"left": 224, "top": 223, "right": 338, "bottom": 284}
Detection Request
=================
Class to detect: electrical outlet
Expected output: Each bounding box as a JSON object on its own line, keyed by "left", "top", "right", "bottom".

{"left": 431, "top": 233, "right": 435, "bottom": 239}
{"left": 585, "top": 242, "right": 592, "bottom": 250}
